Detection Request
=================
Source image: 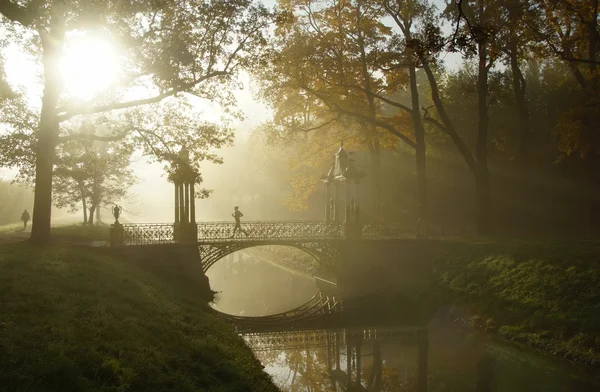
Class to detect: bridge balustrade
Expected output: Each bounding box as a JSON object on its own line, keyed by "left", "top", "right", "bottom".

{"left": 114, "top": 220, "right": 408, "bottom": 246}
{"left": 361, "top": 222, "right": 409, "bottom": 238}
{"left": 119, "top": 223, "right": 175, "bottom": 245}
{"left": 196, "top": 221, "right": 344, "bottom": 243}
{"left": 116, "top": 221, "right": 346, "bottom": 245}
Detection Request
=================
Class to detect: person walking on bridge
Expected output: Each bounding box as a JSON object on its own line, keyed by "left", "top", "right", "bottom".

{"left": 20, "top": 209, "right": 30, "bottom": 230}
{"left": 231, "top": 206, "right": 248, "bottom": 238}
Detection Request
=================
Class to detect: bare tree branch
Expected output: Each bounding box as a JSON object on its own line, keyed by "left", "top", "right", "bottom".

{"left": 56, "top": 71, "right": 230, "bottom": 122}
{"left": 332, "top": 104, "right": 416, "bottom": 148}
{"left": 58, "top": 130, "right": 130, "bottom": 143}
{"left": 342, "top": 82, "right": 413, "bottom": 113}
{"left": 291, "top": 114, "right": 342, "bottom": 133}
{"left": 297, "top": 83, "right": 416, "bottom": 148}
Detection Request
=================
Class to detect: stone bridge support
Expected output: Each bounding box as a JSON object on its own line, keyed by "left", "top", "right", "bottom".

{"left": 98, "top": 244, "right": 212, "bottom": 301}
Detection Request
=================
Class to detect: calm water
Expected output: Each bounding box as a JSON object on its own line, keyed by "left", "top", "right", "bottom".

{"left": 207, "top": 248, "right": 600, "bottom": 392}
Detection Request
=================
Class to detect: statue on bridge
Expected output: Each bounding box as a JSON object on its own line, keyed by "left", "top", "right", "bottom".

{"left": 110, "top": 205, "right": 124, "bottom": 246}
{"left": 112, "top": 205, "right": 122, "bottom": 224}
{"left": 231, "top": 206, "right": 248, "bottom": 238}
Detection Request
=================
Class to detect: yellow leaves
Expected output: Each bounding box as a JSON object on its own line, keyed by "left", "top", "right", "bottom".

{"left": 283, "top": 172, "right": 319, "bottom": 211}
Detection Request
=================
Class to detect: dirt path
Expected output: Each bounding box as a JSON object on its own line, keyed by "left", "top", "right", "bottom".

{"left": 0, "top": 228, "right": 30, "bottom": 244}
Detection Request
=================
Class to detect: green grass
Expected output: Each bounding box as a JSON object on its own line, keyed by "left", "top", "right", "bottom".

{"left": 0, "top": 243, "right": 278, "bottom": 392}
{"left": 0, "top": 222, "right": 110, "bottom": 242}
{"left": 422, "top": 237, "right": 600, "bottom": 365}
{"left": 51, "top": 223, "right": 110, "bottom": 242}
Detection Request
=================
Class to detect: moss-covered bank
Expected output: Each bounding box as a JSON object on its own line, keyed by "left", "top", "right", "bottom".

{"left": 0, "top": 242, "right": 278, "bottom": 391}
{"left": 423, "top": 237, "right": 600, "bottom": 366}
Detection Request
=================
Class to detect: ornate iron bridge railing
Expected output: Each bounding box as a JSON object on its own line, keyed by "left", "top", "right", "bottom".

{"left": 118, "top": 221, "right": 345, "bottom": 245}
{"left": 361, "top": 222, "right": 410, "bottom": 238}
{"left": 121, "top": 223, "right": 175, "bottom": 246}
{"left": 196, "top": 221, "right": 344, "bottom": 243}
{"left": 116, "top": 220, "right": 409, "bottom": 246}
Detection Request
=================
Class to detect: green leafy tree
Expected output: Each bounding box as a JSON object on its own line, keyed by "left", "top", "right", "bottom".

{"left": 0, "top": 0, "right": 270, "bottom": 243}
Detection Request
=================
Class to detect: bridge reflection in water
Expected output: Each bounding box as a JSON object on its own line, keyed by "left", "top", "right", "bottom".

{"left": 212, "top": 287, "right": 429, "bottom": 392}
{"left": 231, "top": 320, "right": 599, "bottom": 392}
{"left": 244, "top": 326, "right": 429, "bottom": 392}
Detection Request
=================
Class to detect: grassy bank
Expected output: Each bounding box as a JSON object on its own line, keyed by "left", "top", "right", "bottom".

{"left": 0, "top": 242, "right": 278, "bottom": 391}
{"left": 422, "top": 237, "right": 600, "bottom": 365}
{"left": 0, "top": 222, "right": 110, "bottom": 242}
{"left": 51, "top": 223, "right": 110, "bottom": 242}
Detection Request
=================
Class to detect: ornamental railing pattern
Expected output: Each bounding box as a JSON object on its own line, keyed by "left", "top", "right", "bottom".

{"left": 120, "top": 223, "right": 175, "bottom": 245}
{"left": 196, "top": 221, "right": 344, "bottom": 243}
{"left": 361, "top": 222, "right": 409, "bottom": 238}
{"left": 115, "top": 220, "right": 407, "bottom": 245}
{"left": 243, "top": 326, "right": 425, "bottom": 352}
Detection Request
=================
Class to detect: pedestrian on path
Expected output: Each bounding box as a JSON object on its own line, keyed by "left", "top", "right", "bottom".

{"left": 20, "top": 209, "right": 30, "bottom": 230}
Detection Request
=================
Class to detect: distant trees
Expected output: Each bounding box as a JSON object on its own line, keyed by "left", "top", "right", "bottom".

{"left": 53, "top": 138, "right": 136, "bottom": 225}
{"left": 0, "top": 181, "right": 33, "bottom": 226}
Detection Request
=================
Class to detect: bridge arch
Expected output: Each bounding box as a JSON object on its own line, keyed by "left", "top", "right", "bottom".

{"left": 211, "top": 290, "right": 343, "bottom": 333}
{"left": 199, "top": 241, "right": 340, "bottom": 273}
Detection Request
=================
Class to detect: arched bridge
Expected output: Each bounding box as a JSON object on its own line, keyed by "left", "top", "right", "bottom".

{"left": 110, "top": 220, "right": 406, "bottom": 273}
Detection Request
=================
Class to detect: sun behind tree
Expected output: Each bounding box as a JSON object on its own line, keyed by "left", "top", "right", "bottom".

{"left": 59, "top": 33, "right": 119, "bottom": 100}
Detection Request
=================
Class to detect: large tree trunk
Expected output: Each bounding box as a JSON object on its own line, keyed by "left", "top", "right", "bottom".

{"left": 508, "top": 6, "right": 531, "bottom": 164}
{"left": 88, "top": 204, "right": 96, "bottom": 225}
{"left": 476, "top": 34, "right": 492, "bottom": 234}
{"left": 81, "top": 190, "right": 88, "bottom": 224}
{"left": 422, "top": 61, "right": 485, "bottom": 233}
{"left": 408, "top": 61, "right": 427, "bottom": 236}
{"left": 30, "top": 6, "right": 65, "bottom": 244}
{"left": 475, "top": 168, "right": 491, "bottom": 234}
{"left": 369, "top": 142, "right": 382, "bottom": 220}
{"left": 31, "top": 127, "right": 56, "bottom": 242}
{"left": 96, "top": 205, "right": 101, "bottom": 225}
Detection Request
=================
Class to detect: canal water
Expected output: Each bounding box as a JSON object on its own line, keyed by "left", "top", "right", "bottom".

{"left": 207, "top": 247, "right": 600, "bottom": 391}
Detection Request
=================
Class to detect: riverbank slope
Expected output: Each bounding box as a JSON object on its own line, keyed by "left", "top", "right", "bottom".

{"left": 0, "top": 242, "right": 278, "bottom": 391}
{"left": 425, "top": 237, "right": 600, "bottom": 366}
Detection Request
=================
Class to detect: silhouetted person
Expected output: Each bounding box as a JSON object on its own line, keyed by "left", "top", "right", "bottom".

{"left": 20, "top": 209, "right": 30, "bottom": 230}
{"left": 231, "top": 206, "right": 248, "bottom": 238}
